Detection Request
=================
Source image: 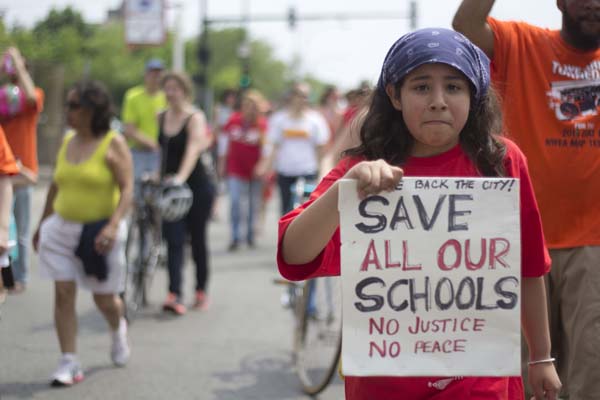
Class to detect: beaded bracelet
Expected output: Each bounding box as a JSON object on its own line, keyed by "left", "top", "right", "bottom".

{"left": 527, "top": 357, "right": 556, "bottom": 366}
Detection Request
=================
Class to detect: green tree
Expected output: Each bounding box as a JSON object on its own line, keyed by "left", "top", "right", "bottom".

{"left": 1, "top": 7, "right": 331, "bottom": 111}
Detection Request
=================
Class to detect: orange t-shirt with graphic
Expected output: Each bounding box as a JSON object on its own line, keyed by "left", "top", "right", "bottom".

{"left": 0, "top": 125, "right": 19, "bottom": 176}
{"left": 0, "top": 88, "right": 44, "bottom": 175}
{"left": 488, "top": 17, "right": 600, "bottom": 249}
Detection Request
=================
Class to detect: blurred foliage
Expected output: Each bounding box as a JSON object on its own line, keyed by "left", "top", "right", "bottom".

{"left": 0, "top": 7, "right": 331, "bottom": 112}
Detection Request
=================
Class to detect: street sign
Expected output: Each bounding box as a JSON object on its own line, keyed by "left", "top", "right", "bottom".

{"left": 125, "top": 0, "right": 166, "bottom": 46}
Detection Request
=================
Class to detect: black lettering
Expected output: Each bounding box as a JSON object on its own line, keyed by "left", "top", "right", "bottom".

{"left": 494, "top": 276, "right": 519, "bottom": 309}
{"left": 390, "top": 196, "right": 414, "bottom": 230}
{"left": 354, "top": 277, "right": 385, "bottom": 312}
{"left": 412, "top": 194, "right": 446, "bottom": 231}
{"left": 448, "top": 194, "right": 473, "bottom": 232}
{"left": 409, "top": 277, "right": 431, "bottom": 313}
{"left": 455, "top": 277, "right": 476, "bottom": 310}
{"left": 355, "top": 196, "right": 389, "bottom": 233}
{"left": 475, "top": 277, "right": 498, "bottom": 310}
{"left": 387, "top": 279, "right": 409, "bottom": 311}
{"left": 434, "top": 277, "right": 454, "bottom": 310}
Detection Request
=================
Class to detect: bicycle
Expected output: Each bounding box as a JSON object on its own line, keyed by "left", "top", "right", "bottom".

{"left": 276, "top": 178, "right": 343, "bottom": 396}
{"left": 123, "top": 178, "right": 167, "bottom": 321}
{"left": 295, "top": 275, "right": 343, "bottom": 395}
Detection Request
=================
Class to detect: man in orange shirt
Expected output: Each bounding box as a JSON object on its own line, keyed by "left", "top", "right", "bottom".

{"left": 454, "top": 1, "right": 600, "bottom": 399}
{"left": 0, "top": 47, "right": 43, "bottom": 293}
{"left": 0, "top": 124, "right": 20, "bottom": 301}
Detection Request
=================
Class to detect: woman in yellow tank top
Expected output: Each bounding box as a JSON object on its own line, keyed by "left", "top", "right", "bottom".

{"left": 32, "top": 81, "right": 133, "bottom": 387}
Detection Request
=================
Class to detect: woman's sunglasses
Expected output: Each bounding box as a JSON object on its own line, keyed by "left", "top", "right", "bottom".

{"left": 65, "top": 101, "right": 81, "bottom": 110}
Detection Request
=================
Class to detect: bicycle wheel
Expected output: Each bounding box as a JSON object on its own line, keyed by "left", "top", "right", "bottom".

{"left": 295, "top": 276, "right": 343, "bottom": 395}
{"left": 124, "top": 218, "right": 144, "bottom": 321}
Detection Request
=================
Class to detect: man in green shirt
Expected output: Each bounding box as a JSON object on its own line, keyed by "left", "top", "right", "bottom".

{"left": 121, "top": 59, "right": 167, "bottom": 181}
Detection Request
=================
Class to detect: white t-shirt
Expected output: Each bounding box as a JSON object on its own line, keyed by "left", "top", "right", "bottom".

{"left": 267, "top": 109, "right": 330, "bottom": 176}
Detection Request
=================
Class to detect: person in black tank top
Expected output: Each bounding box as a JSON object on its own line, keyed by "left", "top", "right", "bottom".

{"left": 158, "top": 71, "right": 215, "bottom": 315}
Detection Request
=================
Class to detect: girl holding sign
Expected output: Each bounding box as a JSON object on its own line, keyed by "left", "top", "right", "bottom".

{"left": 277, "top": 28, "right": 561, "bottom": 400}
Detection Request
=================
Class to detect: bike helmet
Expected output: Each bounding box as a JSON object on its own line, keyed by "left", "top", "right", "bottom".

{"left": 157, "top": 182, "right": 193, "bottom": 222}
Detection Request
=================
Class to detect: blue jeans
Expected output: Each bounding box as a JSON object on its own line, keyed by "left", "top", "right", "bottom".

{"left": 277, "top": 173, "right": 317, "bottom": 216}
{"left": 227, "top": 176, "right": 262, "bottom": 244}
{"left": 162, "top": 186, "right": 214, "bottom": 296}
{"left": 11, "top": 186, "right": 32, "bottom": 284}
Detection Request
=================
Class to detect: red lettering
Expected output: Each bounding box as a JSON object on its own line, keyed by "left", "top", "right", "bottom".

{"left": 369, "top": 317, "right": 400, "bottom": 335}
{"left": 437, "top": 238, "right": 511, "bottom": 271}
{"left": 437, "top": 239, "right": 462, "bottom": 270}
{"left": 369, "top": 340, "right": 401, "bottom": 358}
{"left": 369, "top": 340, "right": 386, "bottom": 357}
{"left": 403, "top": 240, "right": 422, "bottom": 270}
{"left": 454, "top": 339, "right": 467, "bottom": 352}
{"left": 369, "top": 317, "right": 384, "bottom": 335}
{"left": 465, "top": 239, "right": 486, "bottom": 270}
{"left": 389, "top": 342, "right": 401, "bottom": 357}
{"left": 385, "top": 240, "right": 401, "bottom": 268}
{"left": 414, "top": 339, "right": 468, "bottom": 353}
{"left": 414, "top": 340, "right": 429, "bottom": 353}
{"left": 489, "top": 238, "right": 510, "bottom": 269}
{"left": 360, "top": 239, "right": 382, "bottom": 271}
{"left": 473, "top": 318, "right": 486, "bottom": 332}
{"left": 460, "top": 317, "right": 472, "bottom": 331}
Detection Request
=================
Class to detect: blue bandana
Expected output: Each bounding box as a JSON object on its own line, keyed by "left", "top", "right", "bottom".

{"left": 377, "top": 28, "right": 490, "bottom": 103}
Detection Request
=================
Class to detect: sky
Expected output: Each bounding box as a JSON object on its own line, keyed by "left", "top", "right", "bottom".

{"left": 1, "top": 0, "right": 562, "bottom": 90}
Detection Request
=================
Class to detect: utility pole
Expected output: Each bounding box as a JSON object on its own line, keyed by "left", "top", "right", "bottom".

{"left": 195, "top": 0, "right": 210, "bottom": 111}
{"left": 172, "top": 2, "right": 184, "bottom": 71}
{"left": 239, "top": 0, "right": 251, "bottom": 90}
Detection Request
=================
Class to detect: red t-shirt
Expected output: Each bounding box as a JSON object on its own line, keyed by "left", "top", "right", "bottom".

{"left": 222, "top": 112, "right": 267, "bottom": 180}
{"left": 342, "top": 105, "right": 360, "bottom": 127}
{"left": 277, "top": 139, "right": 550, "bottom": 400}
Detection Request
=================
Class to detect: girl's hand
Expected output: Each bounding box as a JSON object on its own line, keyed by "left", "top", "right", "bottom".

{"left": 344, "top": 159, "right": 404, "bottom": 199}
{"left": 94, "top": 223, "right": 118, "bottom": 255}
{"left": 528, "top": 363, "right": 562, "bottom": 400}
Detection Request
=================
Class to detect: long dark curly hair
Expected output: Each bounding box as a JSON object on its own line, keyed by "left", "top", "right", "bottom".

{"left": 344, "top": 80, "right": 506, "bottom": 177}
{"left": 72, "top": 80, "right": 114, "bottom": 137}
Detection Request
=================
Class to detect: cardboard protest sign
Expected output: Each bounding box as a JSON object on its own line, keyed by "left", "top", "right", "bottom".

{"left": 338, "top": 177, "right": 521, "bottom": 377}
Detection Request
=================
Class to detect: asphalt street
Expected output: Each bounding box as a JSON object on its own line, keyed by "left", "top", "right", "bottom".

{"left": 0, "top": 175, "right": 345, "bottom": 400}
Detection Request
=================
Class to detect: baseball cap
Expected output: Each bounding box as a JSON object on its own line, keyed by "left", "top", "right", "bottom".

{"left": 145, "top": 58, "right": 165, "bottom": 71}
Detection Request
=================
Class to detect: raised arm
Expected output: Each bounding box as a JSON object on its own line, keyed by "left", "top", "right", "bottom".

{"left": 7, "top": 47, "right": 36, "bottom": 104}
{"left": 452, "top": 0, "right": 496, "bottom": 59}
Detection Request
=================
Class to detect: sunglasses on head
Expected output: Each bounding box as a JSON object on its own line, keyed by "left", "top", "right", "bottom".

{"left": 65, "top": 100, "right": 81, "bottom": 110}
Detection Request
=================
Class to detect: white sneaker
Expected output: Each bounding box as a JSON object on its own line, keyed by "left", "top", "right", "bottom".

{"left": 50, "top": 355, "right": 84, "bottom": 387}
{"left": 111, "top": 317, "right": 131, "bottom": 367}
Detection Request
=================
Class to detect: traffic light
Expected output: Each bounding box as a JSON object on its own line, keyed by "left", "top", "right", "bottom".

{"left": 240, "top": 74, "right": 251, "bottom": 88}
{"left": 240, "top": 62, "right": 251, "bottom": 88}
